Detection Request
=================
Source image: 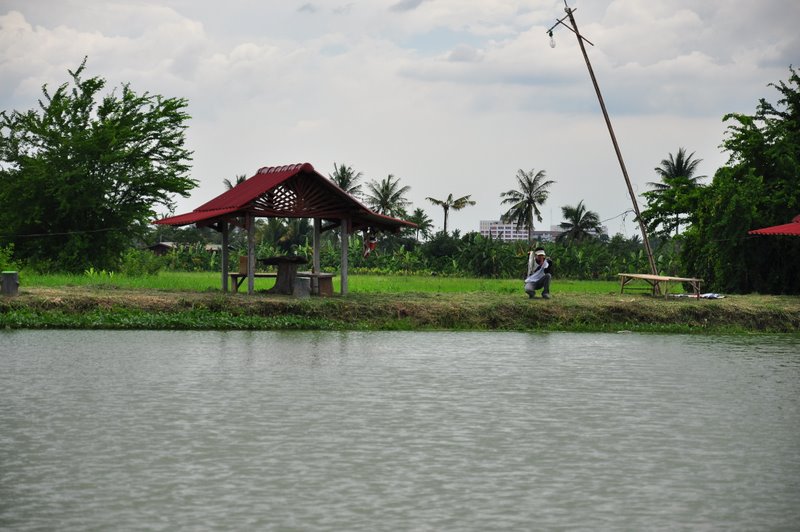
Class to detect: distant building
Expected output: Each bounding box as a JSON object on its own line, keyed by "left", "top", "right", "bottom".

{"left": 479, "top": 220, "right": 559, "bottom": 242}
{"left": 147, "top": 241, "right": 178, "bottom": 255}
{"left": 479, "top": 220, "right": 608, "bottom": 242}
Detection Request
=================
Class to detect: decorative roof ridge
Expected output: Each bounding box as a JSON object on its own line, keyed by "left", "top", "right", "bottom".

{"left": 257, "top": 163, "right": 312, "bottom": 174}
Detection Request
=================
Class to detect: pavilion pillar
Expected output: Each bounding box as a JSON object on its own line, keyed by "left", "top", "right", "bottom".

{"left": 221, "top": 221, "right": 229, "bottom": 293}
{"left": 340, "top": 218, "right": 349, "bottom": 295}
{"left": 313, "top": 218, "right": 321, "bottom": 294}
{"left": 247, "top": 212, "right": 256, "bottom": 295}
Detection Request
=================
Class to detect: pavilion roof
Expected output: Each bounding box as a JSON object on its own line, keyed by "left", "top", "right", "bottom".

{"left": 154, "top": 163, "right": 415, "bottom": 233}
{"left": 748, "top": 215, "right": 800, "bottom": 237}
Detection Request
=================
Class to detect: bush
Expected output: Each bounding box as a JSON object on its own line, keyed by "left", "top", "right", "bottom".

{"left": 0, "top": 244, "right": 19, "bottom": 272}
{"left": 119, "top": 249, "right": 163, "bottom": 276}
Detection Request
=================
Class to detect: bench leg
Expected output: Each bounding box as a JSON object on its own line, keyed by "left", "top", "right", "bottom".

{"left": 317, "top": 277, "right": 333, "bottom": 297}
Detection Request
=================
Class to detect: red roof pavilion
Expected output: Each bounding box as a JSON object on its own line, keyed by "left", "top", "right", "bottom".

{"left": 748, "top": 215, "right": 800, "bottom": 237}
{"left": 155, "top": 163, "right": 416, "bottom": 295}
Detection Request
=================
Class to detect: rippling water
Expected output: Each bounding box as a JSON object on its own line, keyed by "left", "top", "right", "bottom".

{"left": 1, "top": 330, "right": 799, "bottom": 530}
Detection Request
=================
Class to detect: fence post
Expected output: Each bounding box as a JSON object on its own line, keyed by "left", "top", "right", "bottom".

{"left": 2, "top": 271, "right": 19, "bottom": 296}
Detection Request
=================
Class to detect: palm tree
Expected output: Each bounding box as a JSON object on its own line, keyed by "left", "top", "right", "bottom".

{"left": 223, "top": 174, "right": 248, "bottom": 190}
{"left": 364, "top": 174, "right": 411, "bottom": 218}
{"left": 426, "top": 193, "right": 476, "bottom": 234}
{"left": 329, "top": 162, "right": 364, "bottom": 199}
{"left": 500, "top": 168, "right": 555, "bottom": 244}
{"left": 643, "top": 147, "right": 705, "bottom": 237}
{"left": 557, "top": 200, "right": 602, "bottom": 243}
{"left": 408, "top": 207, "right": 434, "bottom": 241}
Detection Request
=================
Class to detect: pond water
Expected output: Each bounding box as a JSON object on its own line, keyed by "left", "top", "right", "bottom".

{"left": 1, "top": 330, "right": 799, "bottom": 531}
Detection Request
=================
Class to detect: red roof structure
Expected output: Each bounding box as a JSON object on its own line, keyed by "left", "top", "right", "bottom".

{"left": 155, "top": 162, "right": 414, "bottom": 233}
{"left": 154, "top": 163, "right": 415, "bottom": 296}
{"left": 748, "top": 215, "right": 800, "bottom": 236}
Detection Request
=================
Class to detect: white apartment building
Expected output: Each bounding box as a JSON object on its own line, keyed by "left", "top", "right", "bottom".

{"left": 479, "top": 220, "right": 608, "bottom": 242}
{"left": 479, "top": 220, "right": 559, "bottom": 242}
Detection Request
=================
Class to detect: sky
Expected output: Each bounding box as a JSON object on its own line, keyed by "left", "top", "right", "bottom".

{"left": 1, "top": 0, "right": 797, "bottom": 237}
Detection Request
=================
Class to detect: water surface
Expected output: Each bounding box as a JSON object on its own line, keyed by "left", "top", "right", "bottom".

{"left": 1, "top": 331, "right": 799, "bottom": 530}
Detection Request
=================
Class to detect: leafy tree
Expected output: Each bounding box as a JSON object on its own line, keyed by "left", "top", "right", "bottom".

{"left": 0, "top": 59, "right": 195, "bottom": 272}
{"left": 223, "top": 174, "right": 247, "bottom": 190}
{"left": 682, "top": 67, "right": 800, "bottom": 294}
{"left": 641, "top": 147, "right": 705, "bottom": 238}
{"left": 364, "top": 174, "right": 410, "bottom": 218}
{"left": 329, "top": 162, "right": 364, "bottom": 198}
{"left": 425, "top": 193, "right": 476, "bottom": 234}
{"left": 408, "top": 207, "right": 434, "bottom": 241}
{"left": 500, "top": 168, "right": 554, "bottom": 244}
{"left": 557, "top": 200, "right": 602, "bottom": 244}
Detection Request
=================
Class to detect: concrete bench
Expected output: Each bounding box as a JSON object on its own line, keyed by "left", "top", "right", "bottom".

{"left": 297, "top": 272, "right": 335, "bottom": 297}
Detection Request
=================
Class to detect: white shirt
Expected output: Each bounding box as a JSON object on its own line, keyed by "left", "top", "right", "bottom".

{"left": 525, "top": 256, "right": 550, "bottom": 283}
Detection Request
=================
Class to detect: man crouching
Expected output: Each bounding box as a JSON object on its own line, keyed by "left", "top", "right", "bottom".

{"left": 525, "top": 247, "right": 552, "bottom": 299}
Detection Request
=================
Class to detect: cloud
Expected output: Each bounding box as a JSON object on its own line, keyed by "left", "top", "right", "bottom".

{"left": 0, "top": 1, "right": 796, "bottom": 235}
{"left": 390, "top": 0, "right": 430, "bottom": 12}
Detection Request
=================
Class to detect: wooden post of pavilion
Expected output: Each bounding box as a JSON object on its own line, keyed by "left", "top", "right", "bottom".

{"left": 312, "top": 218, "right": 322, "bottom": 295}
{"left": 221, "top": 221, "right": 229, "bottom": 293}
{"left": 247, "top": 212, "right": 256, "bottom": 295}
{"left": 340, "top": 218, "right": 349, "bottom": 295}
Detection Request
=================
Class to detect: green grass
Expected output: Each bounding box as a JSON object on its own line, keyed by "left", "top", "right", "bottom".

{"left": 7, "top": 271, "right": 798, "bottom": 333}
{"left": 20, "top": 271, "right": 622, "bottom": 295}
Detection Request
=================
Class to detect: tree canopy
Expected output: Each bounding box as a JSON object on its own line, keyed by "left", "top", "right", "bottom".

{"left": 365, "top": 174, "right": 411, "bottom": 218}
{"left": 0, "top": 59, "right": 196, "bottom": 272}
{"left": 557, "top": 200, "right": 602, "bottom": 244}
{"left": 329, "top": 162, "right": 364, "bottom": 199}
{"left": 641, "top": 147, "right": 705, "bottom": 239}
{"left": 425, "top": 193, "right": 476, "bottom": 235}
{"left": 500, "top": 169, "right": 554, "bottom": 244}
{"left": 682, "top": 66, "right": 800, "bottom": 294}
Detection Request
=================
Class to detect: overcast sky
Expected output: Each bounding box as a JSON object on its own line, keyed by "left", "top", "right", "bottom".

{"left": 1, "top": 0, "right": 797, "bottom": 236}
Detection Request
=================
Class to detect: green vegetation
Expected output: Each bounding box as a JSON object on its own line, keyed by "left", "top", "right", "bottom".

{"left": 0, "top": 59, "right": 195, "bottom": 273}
{"left": 1, "top": 62, "right": 798, "bottom": 295}
{"left": 680, "top": 67, "right": 800, "bottom": 294}
{"left": 1, "top": 272, "right": 797, "bottom": 333}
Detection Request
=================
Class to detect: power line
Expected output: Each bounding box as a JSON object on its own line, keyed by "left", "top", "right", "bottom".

{"left": 1, "top": 227, "right": 127, "bottom": 239}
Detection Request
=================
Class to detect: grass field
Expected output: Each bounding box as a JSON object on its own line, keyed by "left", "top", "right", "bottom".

{"left": 21, "top": 271, "right": 621, "bottom": 295}
{"left": 4, "top": 271, "right": 798, "bottom": 333}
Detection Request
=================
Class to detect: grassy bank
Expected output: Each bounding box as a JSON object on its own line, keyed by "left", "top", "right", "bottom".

{"left": 2, "top": 273, "right": 798, "bottom": 333}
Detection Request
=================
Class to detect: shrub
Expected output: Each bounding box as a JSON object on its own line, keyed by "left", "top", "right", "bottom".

{"left": 119, "top": 249, "right": 163, "bottom": 276}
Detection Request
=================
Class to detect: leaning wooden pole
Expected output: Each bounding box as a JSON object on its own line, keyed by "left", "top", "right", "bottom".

{"left": 565, "top": 7, "right": 658, "bottom": 277}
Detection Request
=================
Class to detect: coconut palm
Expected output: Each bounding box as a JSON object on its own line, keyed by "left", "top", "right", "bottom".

{"left": 329, "top": 162, "right": 364, "bottom": 198}
{"left": 364, "top": 174, "right": 410, "bottom": 218}
{"left": 500, "top": 168, "right": 554, "bottom": 244}
{"left": 408, "top": 207, "right": 434, "bottom": 241}
{"left": 426, "top": 193, "right": 476, "bottom": 234}
{"left": 643, "top": 148, "right": 705, "bottom": 237}
{"left": 223, "top": 174, "right": 248, "bottom": 190}
{"left": 557, "top": 200, "right": 602, "bottom": 243}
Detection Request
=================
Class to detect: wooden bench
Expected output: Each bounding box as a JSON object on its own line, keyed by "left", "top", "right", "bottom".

{"left": 229, "top": 271, "right": 335, "bottom": 296}
{"left": 618, "top": 273, "right": 703, "bottom": 299}
{"left": 229, "top": 272, "right": 277, "bottom": 292}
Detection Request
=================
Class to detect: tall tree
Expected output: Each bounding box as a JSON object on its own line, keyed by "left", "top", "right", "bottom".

{"left": 641, "top": 147, "right": 705, "bottom": 238}
{"left": 557, "top": 200, "right": 602, "bottom": 243}
{"left": 500, "top": 168, "right": 554, "bottom": 244}
{"left": 682, "top": 67, "right": 800, "bottom": 294}
{"left": 0, "top": 59, "right": 195, "bottom": 272}
{"left": 223, "top": 174, "right": 248, "bottom": 190}
{"left": 364, "top": 174, "right": 410, "bottom": 218}
{"left": 329, "top": 162, "right": 364, "bottom": 198}
{"left": 425, "top": 193, "right": 476, "bottom": 234}
{"left": 407, "top": 207, "right": 434, "bottom": 241}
